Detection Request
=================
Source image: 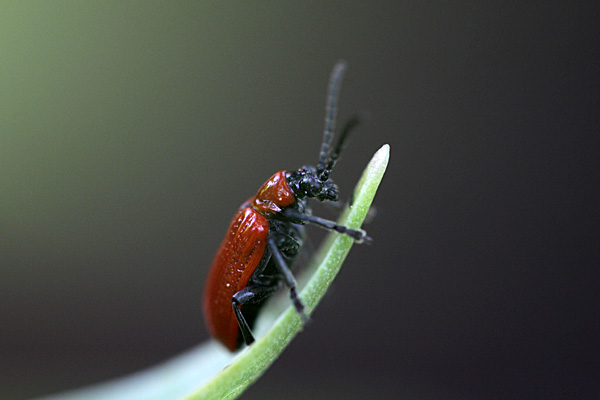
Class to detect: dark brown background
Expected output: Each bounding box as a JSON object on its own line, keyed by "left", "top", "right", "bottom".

{"left": 1, "top": 2, "right": 597, "bottom": 399}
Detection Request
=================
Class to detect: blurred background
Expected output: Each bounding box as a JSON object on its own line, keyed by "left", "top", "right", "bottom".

{"left": 1, "top": 2, "right": 597, "bottom": 399}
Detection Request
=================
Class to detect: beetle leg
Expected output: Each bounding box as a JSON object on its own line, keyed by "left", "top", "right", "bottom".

{"left": 267, "top": 236, "right": 309, "bottom": 323}
{"left": 282, "top": 208, "right": 371, "bottom": 243}
{"left": 232, "top": 283, "right": 279, "bottom": 346}
{"left": 232, "top": 296, "right": 254, "bottom": 346}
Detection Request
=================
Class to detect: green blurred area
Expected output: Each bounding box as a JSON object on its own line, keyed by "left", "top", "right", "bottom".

{"left": 2, "top": 3, "right": 245, "bottom": 244}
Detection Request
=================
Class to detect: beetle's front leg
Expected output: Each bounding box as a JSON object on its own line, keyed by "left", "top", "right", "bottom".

{"left": 282, "top": 207, "right": 371, "bottom": 243}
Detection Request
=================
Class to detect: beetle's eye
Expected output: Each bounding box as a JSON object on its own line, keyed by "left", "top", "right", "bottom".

{"left": 304, "top": 177, "right": 323, "bottom": 197}
{"left": 310, "top": 180, "right": 321, "bottom": 193}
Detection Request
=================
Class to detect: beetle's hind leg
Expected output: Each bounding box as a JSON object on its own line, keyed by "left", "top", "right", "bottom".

{"left": 232, "top": 281, "right": 279, "bottom": 346}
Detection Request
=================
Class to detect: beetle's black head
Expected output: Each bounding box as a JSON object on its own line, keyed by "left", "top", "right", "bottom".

{"left": 286, "top": 166, "right": 338, "bottom": 202}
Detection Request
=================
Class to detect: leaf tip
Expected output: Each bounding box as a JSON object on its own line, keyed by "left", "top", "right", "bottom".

{"left": 374, "top": 144, "right": 390, "bottom": 166}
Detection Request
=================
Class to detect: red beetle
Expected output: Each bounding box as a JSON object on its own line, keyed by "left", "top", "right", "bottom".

{"left": 203, "top": 61, "right": 369, "bottom": 351}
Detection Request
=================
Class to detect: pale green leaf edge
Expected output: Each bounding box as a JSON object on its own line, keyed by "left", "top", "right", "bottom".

{"left": 33, "top": 144, "right": 390, "bottom": 400}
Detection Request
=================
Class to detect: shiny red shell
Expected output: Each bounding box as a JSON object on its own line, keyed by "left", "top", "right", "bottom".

{"left": 203, "top": 171, "right": 296, "bottom": 351}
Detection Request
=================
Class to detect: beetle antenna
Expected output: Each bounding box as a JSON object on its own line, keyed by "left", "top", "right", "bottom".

{"left": 319, "top": 112, "right": 368, "bottom": 182}
{"left": 317, "top": 60, "right": 347, "bottom": 175}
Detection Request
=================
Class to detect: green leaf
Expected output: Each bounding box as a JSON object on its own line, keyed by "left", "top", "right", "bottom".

{"left": 34, "top": 144, "right": 390, "bottom": 400}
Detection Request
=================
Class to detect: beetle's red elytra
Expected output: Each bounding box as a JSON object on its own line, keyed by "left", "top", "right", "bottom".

{"left": 203, "top": 61, "right": 370, "bottom": 351}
